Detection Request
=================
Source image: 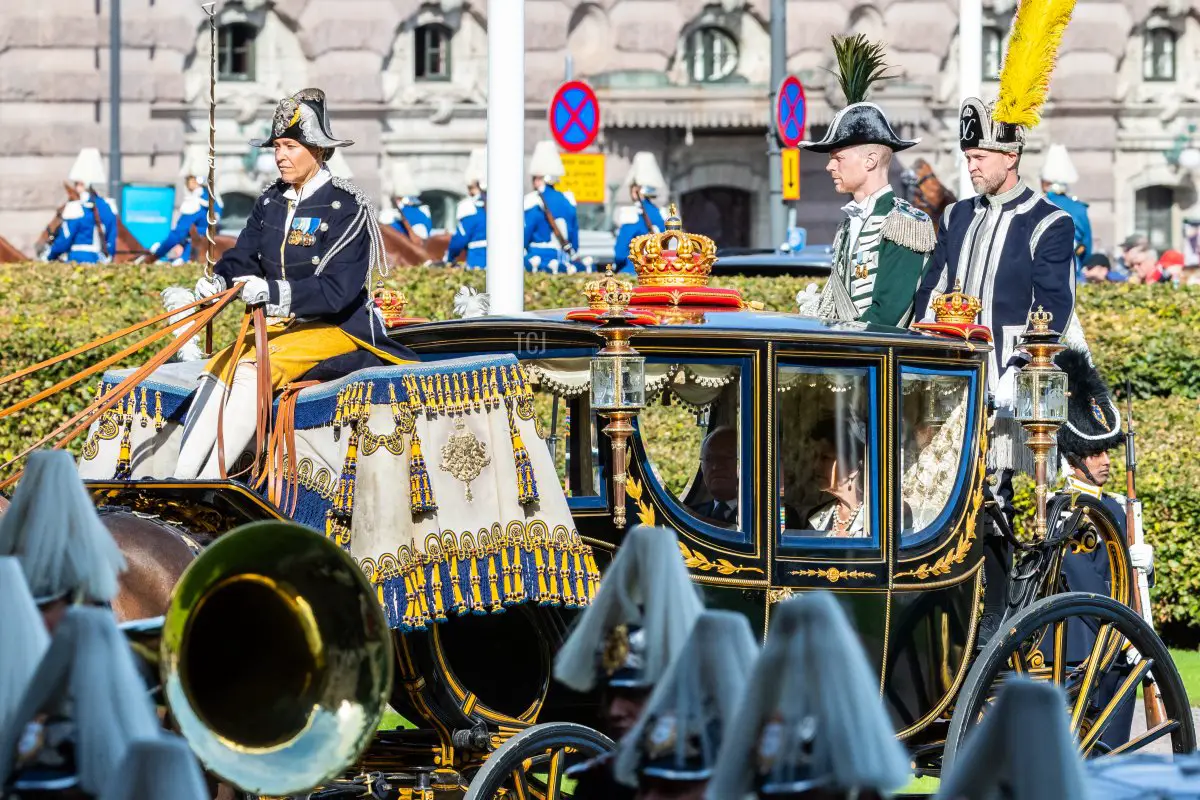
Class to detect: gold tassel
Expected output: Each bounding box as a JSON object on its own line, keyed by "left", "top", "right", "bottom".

{"left": 447, "top": 539, "right": 467, "bottom": 615}
{"left": 559, "top": 549, "right": 575, "bottom": 607}
{"left": 413, "top": 556, "right": 432, "bottom": 629}
{"left": 512, "top": 541, "right": 526, "bottom": 601}
{"left": 468, "top": 546, "right": 485, "bottom": 614}
{"left": 409, "top": 428, "right": 437, "bottom": 514}
{"left": 115, "top": 395, "right": 134, "bottom": 479}
{"left": 487, "top": 549, "right": 503, "bottom": 613}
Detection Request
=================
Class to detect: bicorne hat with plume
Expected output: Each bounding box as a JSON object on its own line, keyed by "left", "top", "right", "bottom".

{"left": 959, "top": 0, "right": 1077, "bottom": 153}
{"left": 800, "top": 35, "right": 918, "bottom": 154}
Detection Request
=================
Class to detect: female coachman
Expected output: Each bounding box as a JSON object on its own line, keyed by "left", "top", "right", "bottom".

{"left": 177, "top": 88, "right": 417, "bottom": 479}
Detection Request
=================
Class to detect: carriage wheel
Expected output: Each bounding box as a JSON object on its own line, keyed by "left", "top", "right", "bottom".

{"left": 463, "top": 722, "right": 614, "bottom": 800}
{"left": 944, "top": 592, "right": 1195, "bottom": 770}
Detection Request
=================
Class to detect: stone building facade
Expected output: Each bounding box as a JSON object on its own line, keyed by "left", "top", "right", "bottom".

{"left": 0, "top": 0, "right": 1198, "bottom": 254}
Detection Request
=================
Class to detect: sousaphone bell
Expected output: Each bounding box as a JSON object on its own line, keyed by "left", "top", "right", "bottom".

{"left": 160, "top": 521, "right": 393, "bottom": 795}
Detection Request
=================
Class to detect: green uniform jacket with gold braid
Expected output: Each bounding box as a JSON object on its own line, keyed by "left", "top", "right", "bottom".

{"left": 826, "top": 189, "right": 936, "bottom": 327}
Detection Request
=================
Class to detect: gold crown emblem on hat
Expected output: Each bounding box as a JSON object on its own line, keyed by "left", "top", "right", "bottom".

{"left": 931, "top": 281, "right": 983, "bottom": 325}
{"left": 629, "top": 205, "right": 718, "bottom": 288}
{"left": 583, "top": 266, "right": 635, "bottom": 312}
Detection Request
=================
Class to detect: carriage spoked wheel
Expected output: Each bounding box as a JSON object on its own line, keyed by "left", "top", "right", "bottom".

{"left": 945, "top": 592, "right": 1195, "bottom": 770}
{"left": 463, "top": 722, "right": 615, "bottom": 800}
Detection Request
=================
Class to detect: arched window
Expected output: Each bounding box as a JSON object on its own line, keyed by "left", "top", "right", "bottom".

{"left": 684, "top": 26, "right": 739, "bottom": 83}
{"left": 982, "top": 25, "right": 1005, "bottom": 80}
{"left": 415, "top": 24, "right": 452, "bottom": 81}
{"left": 1143, "top": 26, "right": 1177, "bottom": 81}
{"left": 218, "top": 22, "right": 257, "bottom": 82}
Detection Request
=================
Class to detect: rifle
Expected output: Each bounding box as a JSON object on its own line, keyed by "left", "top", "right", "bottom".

{"left": 1125, "top": 378, "right": 1167, "bottom": 727}
{"left": 537, "top": 194, "right": 576, "bottom": 260}
{"left": 634, "top": 190, "right": 661, "bottom": 234}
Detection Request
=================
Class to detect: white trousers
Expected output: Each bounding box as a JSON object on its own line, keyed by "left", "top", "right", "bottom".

{"left": 174, "top": 363, "right": 261, "bottom": 480}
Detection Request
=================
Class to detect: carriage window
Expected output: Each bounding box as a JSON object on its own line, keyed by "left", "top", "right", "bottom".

{"left": 901, "top": 369, "right": 974, "bottom": 545}
{"left": 638, "top": 362, "right": 743, "bottom": 537}
{"left": 525, "top": 358, "right": 600, "bottom": 499}
{"left": 778, "top": 364, "right": 875, "bottom": 545}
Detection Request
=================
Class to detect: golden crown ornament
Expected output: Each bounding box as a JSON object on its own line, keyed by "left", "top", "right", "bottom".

{"left": 931, "top": 281, "right": 983, "bottom": 325}
{"left": 629, "top": 205, "right": 718, "bottom": 288}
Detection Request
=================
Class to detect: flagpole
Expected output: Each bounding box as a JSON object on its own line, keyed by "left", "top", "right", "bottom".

{"left": 958, "top": 0, "right": 982, "bottom": 199}
{"left": 485, "top": 0, "right": 525, "bottom": 314}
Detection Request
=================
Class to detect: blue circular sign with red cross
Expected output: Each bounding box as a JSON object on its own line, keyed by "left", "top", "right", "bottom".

{"left": 776, "top": 76, "right": 807, "bottom": 148}
{"left": 549, "top": 81, "right": 601, "bottom": 153}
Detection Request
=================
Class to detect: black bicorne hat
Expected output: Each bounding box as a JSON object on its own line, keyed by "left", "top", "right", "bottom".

{"left": 1055, "top": 349, "right": 1122, "bottom": 458}
{"left": 250, "top": 88, "right": 354, "bottom": 149}
{"left": 801, "top": 102, "right": 918, "bottom": 154}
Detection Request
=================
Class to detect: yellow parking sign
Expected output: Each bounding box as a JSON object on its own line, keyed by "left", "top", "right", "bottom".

{"left": 558, "top": 153, "right": 607, "bottom": 204}
{"left": 782, "top": 148, "right": 800, "bottom": 201}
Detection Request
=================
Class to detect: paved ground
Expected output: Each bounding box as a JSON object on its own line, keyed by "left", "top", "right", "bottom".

{"left": 1128, "top": 702, "right": 1200, "bottom": 754}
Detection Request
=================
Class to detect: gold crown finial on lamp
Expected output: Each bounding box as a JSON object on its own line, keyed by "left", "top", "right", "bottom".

{"left": 627, "top": 205, "right": 718, "bottom": 289}
{"left": 931, "top": 281, "right": 983, "bottom": 325}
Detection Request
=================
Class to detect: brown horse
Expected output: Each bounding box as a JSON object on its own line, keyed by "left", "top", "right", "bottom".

{"left": 36, "top": 182, "right": 153, "bottom": 264}
{"left": 381, "top": 224, "right": 453, "bottom": 267}
{"left": 0, "top": 233, "right": 28, "bottom": 263}
{"left": 903, "top": 158, "right": 957, "bottom": 220}
{"left": 187, "top": 225, "right": 238, "bottom": 265}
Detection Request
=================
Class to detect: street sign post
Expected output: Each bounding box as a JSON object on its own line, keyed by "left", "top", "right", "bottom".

{"left": 549, "top": 81, "right": 601, "bottom": 153}
{"left": 782, "top": 147, "right": 801, "bottom": 201}
{"left": 558, "top": 153, "right": 606, "bottom": 204}
{"left": 776, "top": 76, "right": 807, "bottom": 148}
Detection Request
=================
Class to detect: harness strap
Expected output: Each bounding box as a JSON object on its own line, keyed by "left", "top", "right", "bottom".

{"left": 216, "top": 311, "right": 254, "bottom": 480}
{"left": 259, "top": 379, "right": 318, "bottom": 516}
{"left": 0, "top": 288, "right": 240, "bottom": 491}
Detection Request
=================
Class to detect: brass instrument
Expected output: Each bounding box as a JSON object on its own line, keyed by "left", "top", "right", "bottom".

{"left": 159, "top": 520, "right": 393, "bottom": 795}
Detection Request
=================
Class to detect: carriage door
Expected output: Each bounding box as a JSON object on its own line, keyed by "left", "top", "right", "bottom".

{"left": 771, "top": 352, "right": 891, "bottom": 676}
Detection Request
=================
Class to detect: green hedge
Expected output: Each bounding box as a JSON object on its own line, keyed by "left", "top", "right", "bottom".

{"left": 2, "top": 263, "right": 1199, "bottom": 633}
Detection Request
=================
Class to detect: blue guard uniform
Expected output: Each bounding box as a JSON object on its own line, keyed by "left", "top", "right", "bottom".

{"left": 46, "top": 191, "right": 119, "bottom": 264}
{"left": 1040, "top": 143, "right": 1092, "bottom": 277}
{"left": 613, "top": 152, "right": 668, "bottom": 274}
{"left": 152, "top": 182, "right": 223, "bottom": 264}
{"left": 447, "top": 195, "right": 487, "bottom": 270}
{"left": 523, "top": 140, "right": 581, "bottom": 273}
{"left": 47, "top": 147, "right": 119, "bottom": 264}
{"left": 385, "top": 162, "right": 432, "bottom": 242}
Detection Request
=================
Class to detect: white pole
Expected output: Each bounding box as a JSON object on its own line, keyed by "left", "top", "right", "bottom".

{"left": 958, "top": 0, "right": 982, "bottom": 199}
{"left": 485, "top": 0, "right": 525, "bottom": 314}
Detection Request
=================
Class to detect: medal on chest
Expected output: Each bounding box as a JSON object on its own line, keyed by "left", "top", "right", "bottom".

{"left": 853, "top": 250, "right": 877, "bottom": 281}
{"left": 287, "top": 217, "right": 321, "bottom": 247}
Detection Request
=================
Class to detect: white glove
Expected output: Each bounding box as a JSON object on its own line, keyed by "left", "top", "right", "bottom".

{"left": 994, "top": 367, "right": 1017, "bottom": 411}
{"left": 1129, "top": 542, "right": 1154, "bottom": 573}
{"left": 239, "top": 276, "right": 270, "bottom": 305}
{"left": 796, "top": 284, "right": 820, "bottom": 316}
{"left": 1125, "top": 643, "right": 1142, "bottom": 667}
{"left": 194, "top": 274, "right": 224, "bottom": 299}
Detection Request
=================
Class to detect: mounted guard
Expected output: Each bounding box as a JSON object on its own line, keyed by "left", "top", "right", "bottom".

{"left": 447, "top": 148, "right": 488, "bottom": 269}
{"left": 797, "top": 35, "right": 935, "bottom": 327}
{"left": 150, "top": 151, "right": 224, "bottom": 265}
{"left": 1040, "top": 143, "right": 1093, "bottom": 277}
{"left": 614, "top": 152, "right": 667, "bottom": 275}
{"left": 179, "top": 88, "right": 418, "bottom": 479}
{"left": 384, "top": 162, "right": 433, "bottom": 243}
{"left": 524, "top": 140, "right": 581, "bottom": 274}
{"left": 45, "top": 148, "right": 119, "bottom": 264}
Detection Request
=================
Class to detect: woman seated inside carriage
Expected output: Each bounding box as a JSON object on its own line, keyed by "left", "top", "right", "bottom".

{"left": 805, "top": 416, "right": 868, "bottom": 537}
{"left": 177, "top": 88, "right": 418, "bottom": 479}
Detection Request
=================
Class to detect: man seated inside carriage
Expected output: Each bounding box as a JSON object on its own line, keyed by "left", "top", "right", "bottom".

{"left": 689, "top": 427, "right": 739, "bottom": 526}
{"left": 180, "top": 88, "right": 417, "bottom": 479}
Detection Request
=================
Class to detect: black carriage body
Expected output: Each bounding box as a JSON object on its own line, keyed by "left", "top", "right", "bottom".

{"left": 389, "top": 307, "right": 993, "bottom": 748}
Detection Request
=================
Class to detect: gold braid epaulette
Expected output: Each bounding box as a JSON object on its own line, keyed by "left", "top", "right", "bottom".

{"left": 882, "top": 200, "right": 936, "bottom": 253}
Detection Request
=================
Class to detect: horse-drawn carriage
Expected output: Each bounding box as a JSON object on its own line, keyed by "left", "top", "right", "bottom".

{"left": 5, "top": 208, "right": 1192, "bottom": 798}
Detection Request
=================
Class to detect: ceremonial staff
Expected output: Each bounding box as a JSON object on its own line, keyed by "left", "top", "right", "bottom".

{"left": 1126, "top": 378, "right": 1166, "bottom": 726}
{"left": 202, "top": 2, "right": 218, "bottom": 356}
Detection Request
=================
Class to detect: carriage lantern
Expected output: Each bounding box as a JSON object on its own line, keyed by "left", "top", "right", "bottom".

{"left": 1013, "top": 306, "right": 1068, "bottom": 539}
{"left": 587, "top": 268, "right": 645, "bottom": 528}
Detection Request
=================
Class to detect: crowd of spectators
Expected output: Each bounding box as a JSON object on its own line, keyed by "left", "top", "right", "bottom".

{"left": 1080, "top": 231, "right": 1200, "bottom": 286}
